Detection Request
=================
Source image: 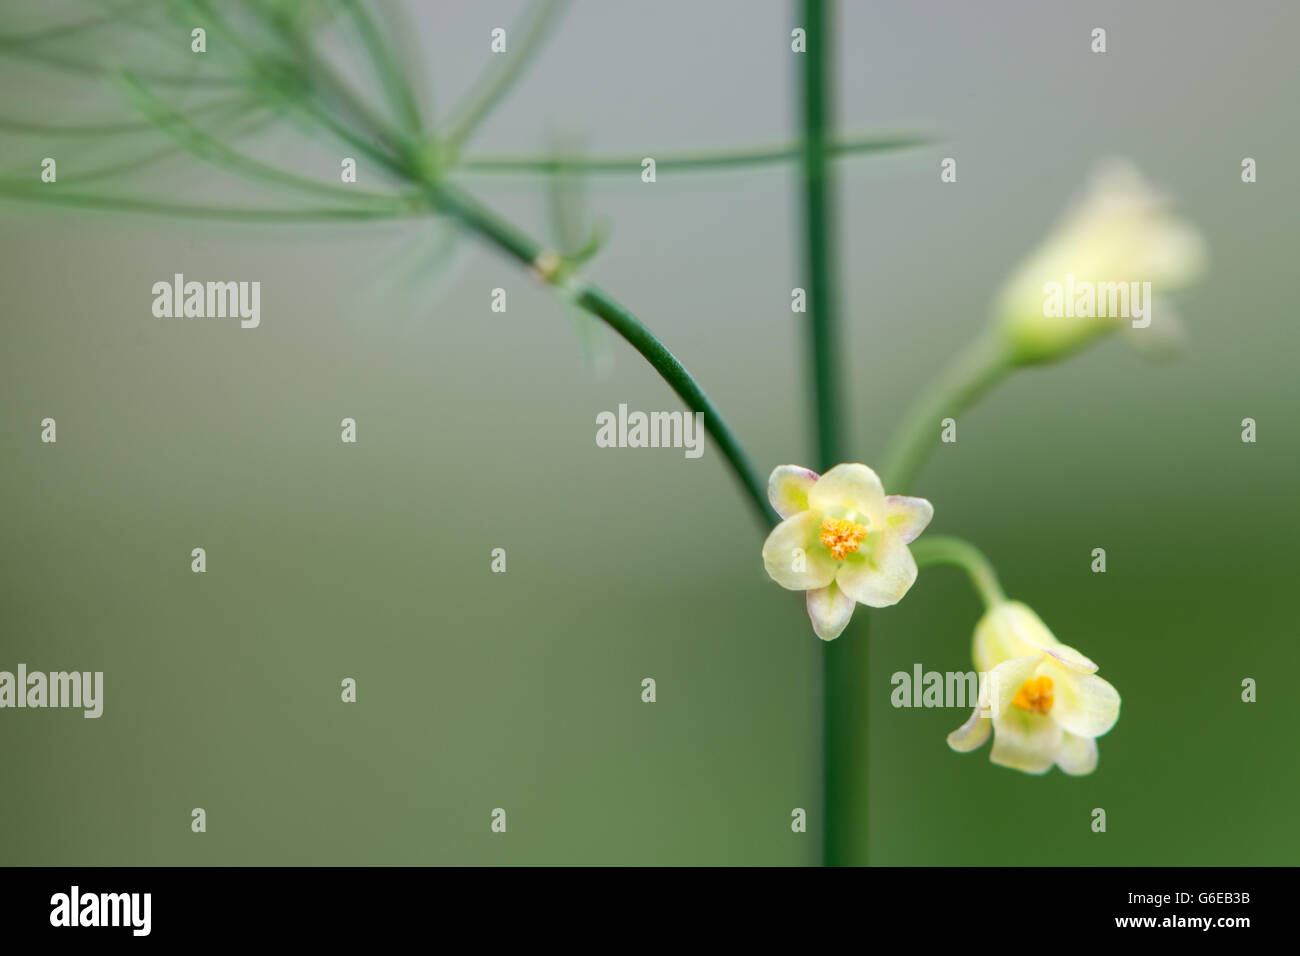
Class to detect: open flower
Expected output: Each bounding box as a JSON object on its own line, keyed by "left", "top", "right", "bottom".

{"left": 948, "top": 601, "right": 1120, "bottom": 775}
{"left": 995, "top": 158, "right": 1206, "bottom": 365}
{"left": 761, "top": 464, "right": 932, "bottom": 641}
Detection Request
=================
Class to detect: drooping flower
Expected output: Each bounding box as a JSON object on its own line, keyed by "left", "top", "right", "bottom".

{"left": 947, "top": 601, "right": 1120, "bottom": 775}
{"left": 995, "top": 158, "right": 1206, "bottom": 366}
{"left": 761, "top": 464, "right": 933, "bottom": 641}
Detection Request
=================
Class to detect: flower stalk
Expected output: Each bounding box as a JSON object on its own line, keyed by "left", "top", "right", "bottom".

{"left": 910, "top": 535, "right": 1006, "bottom": 609}
{"left": 879, "top": 332, "right": 1012, "bottom": 494}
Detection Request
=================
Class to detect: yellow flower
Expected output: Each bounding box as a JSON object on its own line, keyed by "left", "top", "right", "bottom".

{"left": 995, "top": 158, "right": 1206, "bottom": 365}
{"left": 761, "top": 464, "right": 933, "bottom": 640}
{"left": 948, "top": 601, "right": 1120, "bottom": 775}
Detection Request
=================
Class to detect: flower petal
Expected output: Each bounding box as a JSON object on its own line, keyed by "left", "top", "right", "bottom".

{"left": 761, "top": 511, "right": 836, "bottom": 591}
{"left": 834, "top": 531, "right": 917, "bottom": 608}
{"left": 1040, "top": 641, "right": 1098, "bottom": 675}
{"left": 1041, "top": 660, "right": 1121, "bottom": 738}
{"left": 987, "top": 656, "right": 1042, "bottom": 716}
{"left": 807, "top": 463, "right": 886, "bottom": 528}
{"left": 885, "top": 495, "right": 934, "bottom": 544}
{"left": 947, "top": 706, "right": 992, "bottom": 753}
{"left": 1056, "top": 732, "right": 1099, "bottom": 776}
{"left": 767, "top": 464, "right": 819, "bottom": 519}
{"left": 973, "top": 601, "right": 1098, "bottom": 674}
{"left": 974, "top": 602, "right": 1049, "bottom": 673}
{"left": 1121, "top": 297, "right": 1187, "bottom": 362}
{"left": 806, "top": 582, "right": 855, "bottom": 641}
{"left": 990, "top": 707, "right": 1062, "bottom": 775}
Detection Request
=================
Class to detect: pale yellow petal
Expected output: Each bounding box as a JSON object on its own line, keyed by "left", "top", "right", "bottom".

{"left": 972, "top": 601, "right": 1093, "bottom": 673}
{"left": 1039, "top": 640, "right": 1098, "bottom": 675}
{"left": 947, "top": 706, "right": 992, "bottom": 753}
{"left": 834, "top": 531, "right": 917, "bottom": 608}
{"left": 761, "top": 511, "right": 836, "bottom": 591}
{"left": 767, "top": 464, "right": 819, "bottom": 519}
{"left": 990, "top": 707, "right": 1062, "bottom": 775}
{"left": 1041, "top": 660, "right": 1121, "bottom": 738}
{"left": 885, "top": 495, "right": 934, "bottom": 544}
{"left": 806, "top": 581, "right": 855, "bottom": 641}
{"left": 807, "top": 463, "right": 886, "bottom": 528}
{"left": 1056, "top": 731, "right": 1099, "bottom": 776}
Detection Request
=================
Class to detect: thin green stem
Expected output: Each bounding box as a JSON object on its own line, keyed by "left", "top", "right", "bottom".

{"left": 341, "top": 0, "right": 424, "bottom": 135}
{"left": 0, "top": 94, "right": 257, "bottom": 136}
{"left": 117, "top": 74, "right": 412, "bottom": 207}
{"left": 0, "top": 0, "right": 154, "bottom": 45}
{"left": 0, "top": 183, "right": 417, "bottom": 222}
{"left": 430, "top": 183, "right": 772, "bottom": 528}
{"left": 189, "top": 0, "right": 413, "bottom": 178}
{"left": 797, "top": 0, "right": 861, "bottom": 869}
{"left": 441, "top": 0, "right": 568, "bottom": 153}
{"left": 911, "top": 535, "right": 1006, "bottom": 609}
{"left": 1, "top": 1, "right": 771, "bottom": 534}
{"left": 879, "top": 332, "right": 1013, "bottom": 494}
{"left": 456, "top": 132, "right": 930, "bottom": 175}
{"left": 799, "top": 9, "right": 843, "bottom": 472}
{"left": 0, "top": 100, "right": 268, "bottom": 183}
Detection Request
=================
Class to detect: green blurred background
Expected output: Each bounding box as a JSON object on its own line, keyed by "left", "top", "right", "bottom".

{"left": 1, "top": 0, "right": 1296, "bottom": 865}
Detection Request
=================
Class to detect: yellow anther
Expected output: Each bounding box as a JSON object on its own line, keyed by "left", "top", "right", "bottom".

{"left": 819, "top": 518, "right": 868, "bottom": 561}
{"left": 1011, "top": 675, "right": 1054, "bottom": 716}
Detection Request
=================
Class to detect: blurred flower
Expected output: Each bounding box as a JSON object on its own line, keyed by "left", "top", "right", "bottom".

{"left": 995, "top": 158, "right": 1206, "bottom": 365}
{"left": 762, "top": 464, "right": 933, "bottom": 641}
{"left": 948, "top": 601, "right": 1120, "bottom": 775}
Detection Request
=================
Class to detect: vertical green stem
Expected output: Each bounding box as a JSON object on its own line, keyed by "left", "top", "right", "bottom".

{"left": 800, "top": 0, "right": 843, "bottom": 468}
{"left": 798, "top": 0, "right": 861, "bottom": 867}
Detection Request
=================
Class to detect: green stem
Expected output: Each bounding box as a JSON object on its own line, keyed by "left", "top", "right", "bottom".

{"left": 4, "top": 2, "right": 771, "bottom": 531}
{"left": 190, "top": 0, "right": 412, "bottom": 178}
{"left": 799, "top": 13, "right": 843, "bottom": 471}
{"left": 117, "top": 74, "right": 411, "bottom": 207}
{"left": 0, "top": 100, "right": 270, "bottom": 184}
{"left": 0, "top": 184, "right": 418, "bottom": 221}
{"left": 429, "top": 183, "right": 772, "bottom": 528}
{"left": 910, "top": 535, "right": 1006, "bottom": 608}
{"left": 341, "top": 0, "right": 424, "bottom": 135}
{"left": 456, "top": 131, "right": 930, "bottom": 175}
{"left": 0, "top": 94, "right": 259, "bottom": 136}
{"left": 879, "top": 332, "right": 1012, "bottom": 494}
{"left": 441, "top": 0, "right": 569, "bottom": 153}
{"left": 797, "top": 0, "right": 860, "bottom": 868}
{"left": 0, "top": 0, "right": 154, "bottom": 46}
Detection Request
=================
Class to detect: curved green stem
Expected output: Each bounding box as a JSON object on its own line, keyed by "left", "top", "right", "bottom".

{"left": 2, "top": 2, "right": 771, "bottom": 533}
{"left": 429, "top": 183, "right": 772, "bottom": 528}
{"left": 911, "top": 535, "right": 1006, "bottom": 609}
{"left": 879, "top": 332, "right": 1013, "bottom": 494}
